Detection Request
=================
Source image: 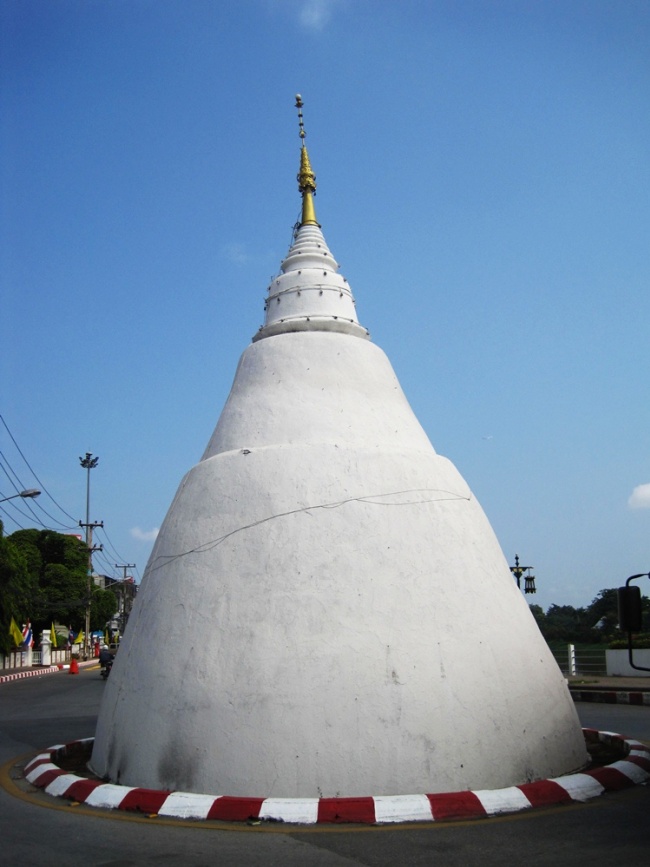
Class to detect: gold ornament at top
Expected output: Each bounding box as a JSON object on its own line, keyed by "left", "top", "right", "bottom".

{"left": 295, "top": 94, "right": 319, "bottom": 226}
{"left": 298, "top": 142, "right": 317, "bottom": 195}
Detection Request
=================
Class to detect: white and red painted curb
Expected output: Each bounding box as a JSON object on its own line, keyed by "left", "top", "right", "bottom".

{"left": 22, "top": 729, "right": 650, "bottom": 825}
{"left": 0, "top": 660, "right": 97, "bottom": 684}
{"left": 0, "top": 665, "right": 63, "bottom": 683}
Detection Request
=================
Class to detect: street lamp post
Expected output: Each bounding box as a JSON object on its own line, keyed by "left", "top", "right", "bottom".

{"left": 0, "top": 489, "right": 41, "bottom": 503}
{"left": 510, "top": 554, "right": 536, "bottom": 594}
{"left": 79, "top": 453, "right": 102, "bottom": 659}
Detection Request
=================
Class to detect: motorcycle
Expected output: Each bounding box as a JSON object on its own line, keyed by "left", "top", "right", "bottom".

{"left": 100, "top": 658, "right": 114, "bottom": 679}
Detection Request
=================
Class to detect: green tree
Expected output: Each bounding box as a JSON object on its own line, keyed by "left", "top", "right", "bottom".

{"left": 9, "top": 528, "right": 42, "bottom": 579}
{"left": 40, "top": 530, "right": 87, "bottom": 574}
{"left": 38, "top": 562, "right": 86, "bottom": 625}
{"left": 528, "top": 603, "right": 546, "bottom": 632}
{"left": 9, "top": 528, "right": 90, "bottom": 638}
{"left": 584, "top": 589, "right": 620, "bottom": 639}
{"left": 1, "top": 524, "right": 122, "bottom": 655}
{"left": 91, "top": 588, "right": 117, "bottom": 633}
{"left": 533, "top": 587, "right": 650, "bottom": 647}
{"left": 0, "top": 521, "right": 37, "bottom": 654}
{"left": 542, "top": 604, "right": 592, "bottom": 643}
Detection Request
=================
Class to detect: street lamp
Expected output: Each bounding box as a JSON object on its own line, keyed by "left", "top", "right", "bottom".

{"left": 0, "top": 489, "right": 41, "bottom": 503}
{"left": 510, "top": 554, "right": 536, "bottom": 594}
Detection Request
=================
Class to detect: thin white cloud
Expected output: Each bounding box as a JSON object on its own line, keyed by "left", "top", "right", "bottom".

{"left": 265, "top": 0, "right": 343, "bottom": 33}
{"left": 131, "top": 526, "right": 160, "bottom": 542}
{"left": 299, "top": 0, "right": 339, "bottom": 31}
{"left": 628, "top": 483, "right": 650, "bottom": 509}
{"left": 222, "top": 242, "right": 249, "bottom": 265}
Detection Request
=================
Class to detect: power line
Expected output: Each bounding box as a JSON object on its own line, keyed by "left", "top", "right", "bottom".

{"left": 0, "top": 413, "right": 79, "bottom": 523}
{"left": 0, "top": 418, "right": 84, "bottom": 535}
{"left": 0, "top": 452, "right": 77, "bottom": 531}
{"left": 0, "top": 458, "right": 48, "bottom": 529}
{"left": 0, "top": 416, "right": 141, "bottom": 580}
{"left": 0, "top": 449, "right": 27, "bottom": 490}
{"left": 94, "top": 547, "right": 120, "bottom": 578}
{"left": 96, "top": 525, "right": 131, "bottom": 566}
{"left": 0, "top": 504, "right": 28, "bottom": 530}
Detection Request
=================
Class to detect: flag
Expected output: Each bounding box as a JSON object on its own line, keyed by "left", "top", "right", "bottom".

{"left": 22, "top": 621, "right": 34, "bottom": 648}
{"left": 50, "top": 623, "right": 58, "bottom": 648}
{"left": 73, "top": 629, "right": 84, "bottom": 645}
{"left": 9, "top": 617, "right": 23, "bottom": 647}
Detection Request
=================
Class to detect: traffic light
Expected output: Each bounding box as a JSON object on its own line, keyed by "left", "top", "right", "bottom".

{"left": 617, "top": 585, "right": 642, "bottom": 632}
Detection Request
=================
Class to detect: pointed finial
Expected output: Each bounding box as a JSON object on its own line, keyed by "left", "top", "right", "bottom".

{"left": 295, "top": 94, "right": 318, "bottom": 226}
{"left": 295, "top": 93, "right": 306, "bottom": 140}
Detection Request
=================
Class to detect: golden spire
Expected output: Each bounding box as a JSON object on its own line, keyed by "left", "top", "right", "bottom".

{"left": 295, "top": 94, "right": 319, "bottom": 226}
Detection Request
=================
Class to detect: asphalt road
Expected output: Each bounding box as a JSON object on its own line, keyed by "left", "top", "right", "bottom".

{"left": 1, "top": 667, "right": 649, "bottom": 866}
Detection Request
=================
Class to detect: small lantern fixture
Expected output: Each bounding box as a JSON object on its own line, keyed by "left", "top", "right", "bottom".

{"left": 510, "top": 554, "right": 536, "bottom": 594}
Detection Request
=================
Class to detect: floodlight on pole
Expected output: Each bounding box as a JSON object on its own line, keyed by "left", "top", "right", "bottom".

{"left": 79, "top": 453, "right": 102, "bottom": 659}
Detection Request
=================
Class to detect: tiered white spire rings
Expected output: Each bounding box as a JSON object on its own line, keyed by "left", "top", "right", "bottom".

{"left": 253, "top": 96, "right": 369, "bottom": 343}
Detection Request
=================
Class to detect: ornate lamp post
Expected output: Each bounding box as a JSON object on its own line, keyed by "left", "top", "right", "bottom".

{"left": 510, "top": 554, "right": 536, "bottom": 594}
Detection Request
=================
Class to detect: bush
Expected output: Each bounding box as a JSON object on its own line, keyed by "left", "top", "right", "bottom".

{"left": 608, "top": 634, "right": 650, "bottom": 649}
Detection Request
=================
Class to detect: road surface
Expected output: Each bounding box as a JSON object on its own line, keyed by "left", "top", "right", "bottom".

{"left": 1, "top": 667, "right": 649, "bottom": 866}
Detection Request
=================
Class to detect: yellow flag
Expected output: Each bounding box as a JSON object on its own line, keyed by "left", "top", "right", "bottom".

{"left": 73, "top": 629, "right": 84, "bottom": 645}
{"left": 50, "top": 623, "right": 58, "bottom": 648}
{"left": 9, "top": 617, "right": 23, "bottom": 646}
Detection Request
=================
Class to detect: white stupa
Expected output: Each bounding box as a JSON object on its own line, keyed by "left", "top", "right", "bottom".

{"left": 91, "top": 97, "right": 587, "bottom": 798}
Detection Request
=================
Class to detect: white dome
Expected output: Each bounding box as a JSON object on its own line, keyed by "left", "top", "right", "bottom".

{"left": 92, "top": 327, "right": 586, "bottom": 797}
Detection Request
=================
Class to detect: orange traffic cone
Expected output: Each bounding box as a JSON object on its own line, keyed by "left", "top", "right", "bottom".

{"left": 69, "top": 656, "right": 79, "bottom": 674}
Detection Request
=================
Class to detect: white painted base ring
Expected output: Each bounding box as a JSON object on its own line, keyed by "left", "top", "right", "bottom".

{"left": 22, "top": 729, "right": 650, "bottom": 824}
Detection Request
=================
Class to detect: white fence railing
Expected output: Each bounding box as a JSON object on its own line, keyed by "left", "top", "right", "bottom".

{"left": 1, "top": 649, "right": 71, "bottom": 670}
{"left": 550, "top": 644, "right": 607, "bottom": 677}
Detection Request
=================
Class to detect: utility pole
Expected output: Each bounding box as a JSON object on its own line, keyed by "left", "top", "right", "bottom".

{"left": 79, "top": 452, "right": 102, "bottom": 659}
{"left": 115, "top": 563, "right": 136, "bottom": 630}
{"left": 79, "top": 520, "right": 103, "bottom": 657}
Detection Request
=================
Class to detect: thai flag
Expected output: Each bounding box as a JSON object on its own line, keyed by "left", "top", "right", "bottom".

{"left": 22, "top": 621, "right": 34, "bottom": 648}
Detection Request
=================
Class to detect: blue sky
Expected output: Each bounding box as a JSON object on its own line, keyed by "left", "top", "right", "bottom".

{"left": 2, "top": 0, "right": 648, "bottom": 610}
